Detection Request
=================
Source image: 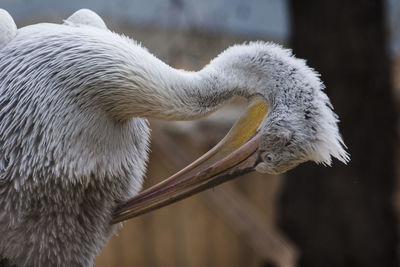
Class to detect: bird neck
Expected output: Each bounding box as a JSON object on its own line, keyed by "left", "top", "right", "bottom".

{"left": 99, "top": 47, "right": 255, "bottom": 121}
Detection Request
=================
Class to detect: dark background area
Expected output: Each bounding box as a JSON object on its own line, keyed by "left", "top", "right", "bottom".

{"left": 280, "top": 1, "right": 398, "bottom": 266}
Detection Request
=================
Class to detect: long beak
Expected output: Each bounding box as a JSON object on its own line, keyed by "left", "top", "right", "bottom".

{"left": 111, "top": 95, "right": 268, "bottom": 224}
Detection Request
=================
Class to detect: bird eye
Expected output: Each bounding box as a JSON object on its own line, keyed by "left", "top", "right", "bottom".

{"left": 263, "top": 153, "right": 274, "bottom": 162}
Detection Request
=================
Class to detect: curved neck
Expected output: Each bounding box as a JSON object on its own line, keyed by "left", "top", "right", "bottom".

{"left": 96, "top": 49, "right": 252, "bottom": 121}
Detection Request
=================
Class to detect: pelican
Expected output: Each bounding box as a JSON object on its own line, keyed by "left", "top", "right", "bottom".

{"left": 0, "top": 9, "right": 348, "bottom": 267}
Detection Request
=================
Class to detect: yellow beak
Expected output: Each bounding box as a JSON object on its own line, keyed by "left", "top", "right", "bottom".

{"left": 112, "top": 95, "right": 268, "bottom": 223}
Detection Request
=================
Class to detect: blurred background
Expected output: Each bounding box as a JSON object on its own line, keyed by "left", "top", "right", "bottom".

{"left": 1, "top": 0, "right": 400, "bottom": 266}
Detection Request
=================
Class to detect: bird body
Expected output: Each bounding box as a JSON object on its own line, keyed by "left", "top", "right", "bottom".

{"left": 0, "top": 10, "right": 151, "bottom": 267}
{"left": 0, "top": 9, "right": 348, "bottom": 267}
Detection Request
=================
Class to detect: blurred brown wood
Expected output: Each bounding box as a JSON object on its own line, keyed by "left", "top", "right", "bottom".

{"left": 204, "top": 186, "right": 297, "bottom": 267}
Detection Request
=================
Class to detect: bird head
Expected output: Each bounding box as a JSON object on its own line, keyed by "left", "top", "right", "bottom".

{"left": 256, "top": 122, "right": 303, "bottom": 175}
{"left": 112, "top": 43, "right": 349, "bottom": 223}
{"left": 255, "top": 99, "right": 349, "bottom": 175}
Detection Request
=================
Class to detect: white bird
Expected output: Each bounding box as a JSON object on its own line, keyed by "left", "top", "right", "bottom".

{"left": 0, "top": 9, "right": 348, "bottom": 267}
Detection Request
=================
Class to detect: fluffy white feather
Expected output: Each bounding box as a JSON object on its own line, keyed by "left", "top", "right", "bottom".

{"left": 0, "top": 9, "right": 17, "bottom": 50}
{"left": 64, "top": 9, "right": 107, "bottom": 30}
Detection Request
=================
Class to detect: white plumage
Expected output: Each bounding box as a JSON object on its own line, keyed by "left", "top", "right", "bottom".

{"left": 0, "top": 9, "right": 348, "bottom": 267}
{"left": 0, "top": 9, "right": 17, "bottom": 50}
